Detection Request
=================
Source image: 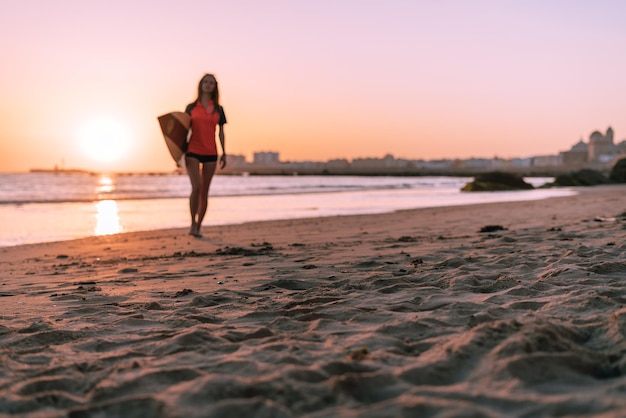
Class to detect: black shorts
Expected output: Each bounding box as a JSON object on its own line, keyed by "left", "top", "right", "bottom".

{"left": 186, "top": 152, "right": 218, "bottom": 163}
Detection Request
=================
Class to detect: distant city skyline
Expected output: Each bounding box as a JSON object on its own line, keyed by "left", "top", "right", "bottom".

{"left": 28, "top": 125, "right": 626, "bottom": 174}
{"left": 232, "top": 126, "right": 626, "bottom": 164}
{"left": 214, "top": 127, "right": 626, "bottom": 177}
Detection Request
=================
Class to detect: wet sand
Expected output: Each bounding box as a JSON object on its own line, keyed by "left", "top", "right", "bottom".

{"left": 1, "top": 185, "right": 625, "bottom": 417}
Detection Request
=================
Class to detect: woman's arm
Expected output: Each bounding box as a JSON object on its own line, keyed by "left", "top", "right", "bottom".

{"left": 218, "top": 125, "right": 226, "bottom": 169}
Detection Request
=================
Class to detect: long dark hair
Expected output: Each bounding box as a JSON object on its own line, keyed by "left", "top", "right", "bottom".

{"left": 196, "top": 73, "right": 220, "bottom": 113}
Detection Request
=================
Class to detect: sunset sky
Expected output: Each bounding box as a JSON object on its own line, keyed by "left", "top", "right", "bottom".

{"left": 1, "top": 0, "right": 626, "bottom": 173}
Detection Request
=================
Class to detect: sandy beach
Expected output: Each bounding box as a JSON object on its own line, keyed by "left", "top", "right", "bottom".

{"left": 1, "top": 185, "right": 625, "bottom": 417}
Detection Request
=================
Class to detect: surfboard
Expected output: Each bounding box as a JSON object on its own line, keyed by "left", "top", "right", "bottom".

{"left": 158, "top": 112, "right": 190, "bottom": 163}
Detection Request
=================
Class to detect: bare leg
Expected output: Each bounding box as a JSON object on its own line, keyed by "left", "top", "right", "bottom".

{"left": 185, "top": 156, "right": 202, "bottom": 236}
{"left": 195, "top": 161, "right": 217, "bottom": 236}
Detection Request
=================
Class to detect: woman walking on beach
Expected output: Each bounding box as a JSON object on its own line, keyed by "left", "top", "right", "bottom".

{"left": 184, "top": 73, "right": 227, "bottom": 237}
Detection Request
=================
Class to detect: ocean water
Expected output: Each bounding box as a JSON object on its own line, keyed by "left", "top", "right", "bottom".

{"left": 0, "top": 172, "right": 575, "bottom": 247}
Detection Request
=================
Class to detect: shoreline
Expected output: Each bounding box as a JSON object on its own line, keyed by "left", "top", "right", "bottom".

{"left": 1, "top": 184, "right": 620, "bottom": 254}
{"left": 1, "top": 185, "right": 625, "bottom": 416}
{"left": 0, "top": 184, "right": 575, "bottom": 249}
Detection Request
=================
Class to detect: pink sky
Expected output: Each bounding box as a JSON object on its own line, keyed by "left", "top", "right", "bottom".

{"left": 1, "top": 0, "right": 626, "bottom": 172}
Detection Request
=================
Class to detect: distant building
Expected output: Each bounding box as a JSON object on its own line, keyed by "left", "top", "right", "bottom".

{"left": 253, "top": 151, "right": 280, "bottom": 165}
{"left": 352, "top": 158, "right": 383, "bottom": 171}
{"left": 558, "top": 127, "right": 625, "bottom": 168}
{"left": 589, "top": 127, "right": 616, "bottom": 163}
{"left": 351, "top": 154, "right": 408, "bottom": 171}
{"left": 493, "top": 158, "right": 514, "bottom": 169}
{"left": 532, "top": 155, "right": 562, "bottom": 167}
{"left": 418, "top": 159, "right": 453, "bottom": 170}
{"left": 560, "top": 139, "right": 588, "bottom": 166}
{"left": 462, "top": 158, "right": 493, "bottom": 169}
{"left": 381, "top": 154, "right": 410, "bottom": 169}
{"left": 283, "top": 160, "right": 326, "bottom": 172}
{"left": 511, "top": 158, "right": 532, "bottom": 168}
{"left": 227, "top": 154, "right": 247, "bottom": 166}
{"left": 326, "top": 159, "right": 350, "bottom": 170}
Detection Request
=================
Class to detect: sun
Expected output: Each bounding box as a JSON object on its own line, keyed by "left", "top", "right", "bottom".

{"left": 75, "top": 116, "right": 132, "bottom": 164}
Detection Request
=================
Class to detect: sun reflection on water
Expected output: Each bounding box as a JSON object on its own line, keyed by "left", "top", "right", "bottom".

{"left": 97, "top": 174, "right": 115, "bottom": 195}
{"left": 95, "top": 200, "right": 122, "bottom": 235}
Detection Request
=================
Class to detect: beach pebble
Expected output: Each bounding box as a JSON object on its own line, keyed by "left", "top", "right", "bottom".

{"left": 174, "top": 289, "right": 194, "bottom": 297}
{"left": 479, "top": 225, "right": 507, "bottom": 233}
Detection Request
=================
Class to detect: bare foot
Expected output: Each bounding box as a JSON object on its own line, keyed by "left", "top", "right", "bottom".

{"left": 189, "top": 224, "right": 203, "bottom": 238}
